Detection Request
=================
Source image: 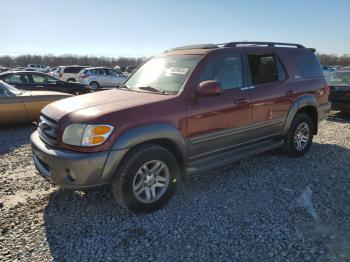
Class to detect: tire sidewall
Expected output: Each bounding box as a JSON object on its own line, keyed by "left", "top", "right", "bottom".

{"left": 287, "top": 114, "right": 314, "bottom": 157}
{"left": 116, "top": 146, "right": 179, "bottom": 212}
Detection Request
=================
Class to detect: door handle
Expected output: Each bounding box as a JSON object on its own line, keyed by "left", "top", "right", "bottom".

{"left": 286, "top": 90, "right": 295, "bottom": 95}
{"left": 233, "top": 98, "right": 248, "bottom": 104}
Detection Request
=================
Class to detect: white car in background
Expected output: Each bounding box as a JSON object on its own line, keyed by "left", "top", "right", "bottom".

{"left": 51, "top": 66, "right": 87, "bottom": 82}
{"left": 77, "top": 67, "right": 127, "bottom": 90}
{"left": 27, "top": 64, "right": 49, "bottom": 72}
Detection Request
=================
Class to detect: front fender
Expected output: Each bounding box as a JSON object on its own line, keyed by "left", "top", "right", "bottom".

{"left": 100, "top": 124, "right": 187, "bottom": 183}
{"left": 282, "top": 95, "right": 317, "bottom": 135}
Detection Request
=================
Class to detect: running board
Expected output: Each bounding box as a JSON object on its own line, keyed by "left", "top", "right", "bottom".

{"left": 186, "top": 139, "right": 284, "bottom": 173}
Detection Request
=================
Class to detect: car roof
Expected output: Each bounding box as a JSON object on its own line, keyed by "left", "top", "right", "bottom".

{"left": 161, "top": 42, "right": 315, "bottom": 56}
{"left": 84, "top": 67, "right": 111, "bottom": 70}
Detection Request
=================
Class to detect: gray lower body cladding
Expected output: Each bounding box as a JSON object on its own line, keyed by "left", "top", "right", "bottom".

{"left": 31, "top": 131, "right": 128, "bottom": 189}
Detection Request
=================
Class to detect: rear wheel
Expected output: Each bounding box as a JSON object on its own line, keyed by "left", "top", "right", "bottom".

{"left": 111, "top": 144, "right": 179, "bottom": 213}
{"left": 89, "top": 81, "right": 99, "bottom": 91}
{"left": 281, "top": 113, "right": 314, "bottom": 157}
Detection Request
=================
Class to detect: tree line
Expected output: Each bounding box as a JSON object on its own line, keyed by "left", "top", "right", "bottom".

{"left": 0, "top": 54, "right": 148, "bottom": 68}
{"left": 0, "top": 53, "right": 349, "bottom": 68}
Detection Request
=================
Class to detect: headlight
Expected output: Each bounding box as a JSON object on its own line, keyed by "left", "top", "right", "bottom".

{"left": 62, "top": 124, "right": 114, "bottom": 147}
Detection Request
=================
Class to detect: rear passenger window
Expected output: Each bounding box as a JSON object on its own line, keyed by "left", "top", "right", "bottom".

{"left": 289, "top": 51, "right": 323, "bottom": 78}
{"left": 199, "top": 53, "right": 243, "bottom": 90}
{"left": 248, "top": 54, "right": 286, "bottom": 85}
{"left": 64, "top": 67, "right": 81, "bottom": 73}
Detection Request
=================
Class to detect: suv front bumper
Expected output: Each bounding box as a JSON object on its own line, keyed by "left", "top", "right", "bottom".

{"left": 31, "top": 131, "right": 128, "bottom": 189}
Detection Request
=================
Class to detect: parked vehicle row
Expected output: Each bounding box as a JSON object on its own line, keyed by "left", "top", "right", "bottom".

{"left": 0, "top": 80, "right": 71, "bottom": 125}
{"left": 30, "top": 41, "right": 331, "bottom": 213}
{"left": 0, "top": 71, "right": 92, "bottom": 95}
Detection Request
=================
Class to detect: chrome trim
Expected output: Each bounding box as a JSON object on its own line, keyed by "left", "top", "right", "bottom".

{"left": 240, "top": 86, "right": 255, "bottom": 91}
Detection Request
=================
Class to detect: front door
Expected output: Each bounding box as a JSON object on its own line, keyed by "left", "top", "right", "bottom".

{"left": 187, "top": 52, "right": 252, "bottom": 159}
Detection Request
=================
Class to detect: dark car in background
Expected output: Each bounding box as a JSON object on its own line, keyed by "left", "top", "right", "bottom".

{"left": 0, "top": 71, "right": 92, "bottom": 95}
{"left": 328, "top": 71, "right": 350, "bottom": 112}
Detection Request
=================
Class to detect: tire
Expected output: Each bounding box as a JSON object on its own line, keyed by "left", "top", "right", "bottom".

{"left": 73, "top": 90, "right": 80, "bottom": 95}
{"left": 67, "top": 78, "right": 76, "bottom": 82}
{"left": 281, "top": 113, "right": 314, "bottom": 157}
{"left": 89, "top": 81, "right": 99, "bottom": 91}
{"left": 112, "top": 144, "right": 179, "bottom": 213}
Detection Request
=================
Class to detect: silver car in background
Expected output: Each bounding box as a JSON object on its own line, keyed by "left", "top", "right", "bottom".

{"left": 77, "top": 67, "right": 127, "bottom": 90}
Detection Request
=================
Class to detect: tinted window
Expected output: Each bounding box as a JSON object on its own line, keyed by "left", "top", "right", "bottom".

{"left": 289, "top": 51, "right": 323, "bottom": 78}
{"left": 4, "top": 74, "right": 30, "bottom": 84}
{"left": 97, "top": 69, "right": 107, "bottom": 75}
{"left": 248, "top": 54, "right": 285, "bottom": 85}
{"left": 108, "top": 70, "right": 121, "bottom": 77}
{"left": 199, "top": 53, "right": 243, "bottom": 90}
{"left": 30, "top": 75, "right": 57, "bottom": 84}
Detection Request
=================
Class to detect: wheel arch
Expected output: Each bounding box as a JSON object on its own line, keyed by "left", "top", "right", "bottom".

{"left": 282, "top": 95, "right": 318, "bottom": 135}
{"left": 101, "top": 124, "right": 187, "bottom": 183}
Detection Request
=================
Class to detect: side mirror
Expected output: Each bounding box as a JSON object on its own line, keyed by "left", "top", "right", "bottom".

{"left": 196, "top": 80, "right": 223, "bottom": 97}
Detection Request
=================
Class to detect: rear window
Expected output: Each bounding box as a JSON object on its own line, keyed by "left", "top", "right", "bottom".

{"left": 289, "top": 51, "right": 323, "bottom": 78}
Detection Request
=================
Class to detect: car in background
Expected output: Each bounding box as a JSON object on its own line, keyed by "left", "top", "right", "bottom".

{"left": 338, "top": 66, "right": 350, "bottom": 71}
{"left": 0, "top": 71, "right": 92, "bottom": 95}
{"left": 328, "top": 70, "right": 350, "bottom": 112}
{"left": 0, "top": 66, "right": 10, "bottom": 73}
{"left": 27, "top": 64, "right": 49, "bottom": 73}
{"left": 0, "top": 80, "right": 71, "bottom": 125}
{"left": 50, "top": 66, "right": 87, "bottom": 82}
{"left": 126, "top": 66, "right": 137, "bottom": 73}
{"left": 77, "top": 67, "right": 127, "bottom": 90}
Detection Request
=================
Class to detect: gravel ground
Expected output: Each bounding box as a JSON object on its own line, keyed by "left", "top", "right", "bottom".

{"left": 0, "top": 112, "right": 350, "bottom": 261}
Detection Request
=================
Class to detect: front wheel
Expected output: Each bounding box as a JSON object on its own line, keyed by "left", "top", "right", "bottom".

{"left": 112, "top": 144, "right": 179, "bottom": 213}
{"left": 281, "top": 113, "right": 314, "bottom": 157}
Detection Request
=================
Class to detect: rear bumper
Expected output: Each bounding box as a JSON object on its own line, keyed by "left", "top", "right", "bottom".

{"left": 31, "top": 131, "right": 128, "bottom": 189}
{"left": 318, "top": 102, "right": 331, "bottom": 121}
{"left": 329, "top": 99, "right": 350, "bottom": 112}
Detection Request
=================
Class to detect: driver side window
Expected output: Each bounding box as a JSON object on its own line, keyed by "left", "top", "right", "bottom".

{"left": 199, "top": 53, "right": 243, "bottom": 90}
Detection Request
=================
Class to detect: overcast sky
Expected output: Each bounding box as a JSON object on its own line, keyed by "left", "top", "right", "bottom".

{"left": 0, "top": 0, "right": 349, "bottom": 57}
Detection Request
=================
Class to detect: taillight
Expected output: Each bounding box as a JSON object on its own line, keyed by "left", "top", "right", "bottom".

{"left": 324, "top": 84, "right": 330, "bottom": 95}
{"left": 80, "top": 74, "right": 88, "bottom": 79}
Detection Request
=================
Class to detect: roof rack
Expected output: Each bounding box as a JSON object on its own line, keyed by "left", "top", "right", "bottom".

{"left": 166, "top": 44, "right": 218, "bottom": 52}
{"left": 222, "top": 42, "right": 305, "bottom": 48}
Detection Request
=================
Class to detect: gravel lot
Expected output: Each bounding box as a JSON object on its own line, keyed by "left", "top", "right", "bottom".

{"left": 1, "top": 112, "right": 350, "bottom": 261}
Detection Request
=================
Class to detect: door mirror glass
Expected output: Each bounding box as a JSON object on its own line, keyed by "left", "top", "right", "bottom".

{"left": 197, "top": 80, "right": 222, "bottom": 97}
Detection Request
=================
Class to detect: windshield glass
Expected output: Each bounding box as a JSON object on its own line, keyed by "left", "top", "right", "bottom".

{"left": 124, "top": 55, "right": 202, "bottom": 94}
{"left": 327, "top": 71, "right": 350, "bottom": 85}
{"left": 0, "top": 81, "right": 22, "bottom": 95}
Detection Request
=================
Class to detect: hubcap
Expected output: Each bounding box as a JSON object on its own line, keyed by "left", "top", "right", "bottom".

{"left": 293, "top": 122, "right": 310, "bottom": 151}
{"left": 132, "top": 160, "right": 170, "bottom": 204}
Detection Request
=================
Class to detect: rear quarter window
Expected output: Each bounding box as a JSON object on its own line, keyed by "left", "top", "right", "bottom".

{"left": 289, "top": 50, "right": 323, "bottom": 78}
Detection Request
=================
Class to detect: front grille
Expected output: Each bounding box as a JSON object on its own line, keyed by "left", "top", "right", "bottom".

{"left": 38, "top": 115, "right": 58, "bottom": 145}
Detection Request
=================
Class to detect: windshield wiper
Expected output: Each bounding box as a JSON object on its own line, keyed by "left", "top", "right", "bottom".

{"left": 118, "top": 85, "right": 132, "bottom": 91}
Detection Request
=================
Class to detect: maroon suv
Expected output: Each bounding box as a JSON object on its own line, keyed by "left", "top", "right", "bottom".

{"left": 31, "top": 42, "right": 331, "bottom": 212}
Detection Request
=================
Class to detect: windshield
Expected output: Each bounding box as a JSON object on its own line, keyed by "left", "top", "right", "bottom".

{"left": 123, "top": 55, "right": 202, "bottom": 94}
{"left": 0, "top": 81, "right": 22, "bottom": 95}
{"left": 327, "top": 71, "right": 350, "bottom": 85}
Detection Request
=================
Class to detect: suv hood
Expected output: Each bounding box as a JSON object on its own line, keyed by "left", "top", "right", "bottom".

{"left": 42, "top": 89, "right": 172, "bottom": 122}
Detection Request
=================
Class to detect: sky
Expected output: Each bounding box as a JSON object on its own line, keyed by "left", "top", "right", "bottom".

{"left": 0, "top": 0, "right": 349, "bottom": 57}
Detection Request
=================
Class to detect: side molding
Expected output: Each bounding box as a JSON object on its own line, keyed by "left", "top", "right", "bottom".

{"left": 282, "top": 95, "right": 317, "bottom": 135}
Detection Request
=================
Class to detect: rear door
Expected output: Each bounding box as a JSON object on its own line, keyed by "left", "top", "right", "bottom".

{"left": 27, "top": 74, "right": 60, "bottom": 91}
{"left": 187, "top": 51, "right": 252, "bottom": 158}
{"left": 246, "top": 52, "right": 291, "bottom": 140}
{"left": 96, "top": 69, "right": 109, "bottom": 87}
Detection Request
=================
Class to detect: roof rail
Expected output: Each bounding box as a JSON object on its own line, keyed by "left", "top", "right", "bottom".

{"left": 166, "top": 44, "right": 218, "bottom": 52}
{"left": 222, "top": 42, "right": 305, "bottom": 48}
